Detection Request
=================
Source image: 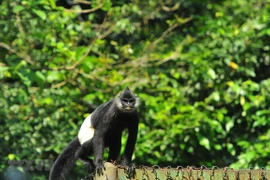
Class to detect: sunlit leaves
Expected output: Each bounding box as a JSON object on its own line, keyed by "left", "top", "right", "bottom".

{"left": 13, "top": 5, "right": 24, "bottom": 13}
{"left": 199, "top": 137, "right": 211, "bottom": 150}
{"left": 32, "top": 9, "right": 47, "bottom": 20}
{"left": 0, "top": 0, "right": 269, "bottom": 179}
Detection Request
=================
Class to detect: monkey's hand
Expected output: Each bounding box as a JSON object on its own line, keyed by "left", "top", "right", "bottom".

{"left": 95, "top": 161, "right": 106, "bottom": 176}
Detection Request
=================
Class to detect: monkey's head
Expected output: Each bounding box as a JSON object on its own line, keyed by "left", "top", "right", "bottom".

{"left": 115, "top": 86, "right": 139, "bottom": 112}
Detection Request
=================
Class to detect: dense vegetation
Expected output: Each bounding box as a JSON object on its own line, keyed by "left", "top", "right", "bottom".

{"left": 0, "top": 0, "right": 269, "bottom": 179}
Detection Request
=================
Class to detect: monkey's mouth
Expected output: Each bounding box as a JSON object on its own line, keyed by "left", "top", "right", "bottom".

{"left": 124, "top": 106, "right": 133, "bottom": 111}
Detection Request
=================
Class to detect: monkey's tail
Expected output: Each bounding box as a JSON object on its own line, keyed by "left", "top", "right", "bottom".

{"left": 49, "top": 136, "right": 80, "bottom": 180}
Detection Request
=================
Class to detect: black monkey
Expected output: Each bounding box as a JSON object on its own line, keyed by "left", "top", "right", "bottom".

{"left": 49, "top": 87, "right": 139, "bottom": 180}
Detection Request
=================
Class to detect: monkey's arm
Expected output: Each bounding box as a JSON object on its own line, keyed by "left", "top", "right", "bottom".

{"left": 93, "top": 131, "right": 106, "bottom": 175}
{"left": 120, "top": 116, "right": 138, "bottom": 178}
{"left": 122, "top": 116, "right": 139, "bottom": 165}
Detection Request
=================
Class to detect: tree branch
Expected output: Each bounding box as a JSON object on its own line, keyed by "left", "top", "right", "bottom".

{"left": 0, "top": 42, "right": 34, "bottom": 65}
{"left": 65, "top": 4, "right": 103, "bottom": 14}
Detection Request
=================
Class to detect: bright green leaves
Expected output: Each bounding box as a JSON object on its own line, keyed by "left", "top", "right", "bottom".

{"left": 46, "top": 71, "right": 64, "bottom": 83}
{"left": 15, "top": 69, "right": 46, "bottom": 88}
{"left": 0, "top": 65, "right": 9, "bottom": 79}
{"left": 199, "top": 137, "right": 211, "bottom": 150}
{"left": 13, "top": 5, "right": 24, "bottom": 13}
{"left": 32, "top": 9, "right": 47, "bottom": 20}
{"left": 0, "top": 0, "right": 269, "bottom": 178}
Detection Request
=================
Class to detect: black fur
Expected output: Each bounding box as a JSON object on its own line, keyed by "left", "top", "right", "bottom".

{"left": 49, "top": 137, "right": 80, "bottom": 180}
{"left": 49, "top": 87, "right": 139, "bottom": 180}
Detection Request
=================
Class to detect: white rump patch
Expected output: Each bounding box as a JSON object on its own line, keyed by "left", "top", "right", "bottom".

{"left": 78, "top": 114, "right": 95, "bottom": 145}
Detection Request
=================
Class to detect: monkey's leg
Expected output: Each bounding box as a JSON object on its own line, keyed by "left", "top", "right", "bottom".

{"left": 92, "top": 134, "right": 105, "bottom": 176}
{"left": 79, "top": 156, "right": 95, "bottom": 173}
{"left": 75, "top": 139, "right": 95, "bottom": 173}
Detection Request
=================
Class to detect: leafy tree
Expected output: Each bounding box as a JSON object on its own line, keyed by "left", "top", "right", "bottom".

{"left": 0, "top": 0, "right": 269, "bottom": 179}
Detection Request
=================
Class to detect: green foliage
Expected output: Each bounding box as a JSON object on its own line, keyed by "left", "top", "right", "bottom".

{"left": 0, "top": 0, "right": 269, "bottom": 179}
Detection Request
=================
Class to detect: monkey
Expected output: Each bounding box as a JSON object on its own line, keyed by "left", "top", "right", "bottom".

{"left": 49, "top": 87, "right": 139, "bottom": 180}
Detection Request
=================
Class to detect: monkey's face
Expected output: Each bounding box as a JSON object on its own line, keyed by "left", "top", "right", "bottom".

{"left": 121, "top": 98, "right": 136, "bottom": 111}
{"left": 115, "top": 87, "right": 140, "bottom": 112}
{"left": 115, "top": 97, "right": 139, "bottom": 113}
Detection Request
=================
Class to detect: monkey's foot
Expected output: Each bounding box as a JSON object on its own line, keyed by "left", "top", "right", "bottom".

{"left": 124, "top": 163, "right": 136, "bottom": 178}
{"left": 95, "top": 162, "right": 106, "bottom": 176}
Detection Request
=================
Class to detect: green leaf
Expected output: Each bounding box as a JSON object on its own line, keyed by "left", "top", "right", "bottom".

{"left": 227, "top": 143, "right": 236, "bottom": 156}
{"left": 35, "top": 71, "right": 45, "bottom": 81}
{"left": 267, "top": 29, "right": 270, "bottom": 36}
{"left": 83, "top": 94, "right": 95, "bottom": 104}
{"left": 49, "top": 0, "right": 56, "bottom": 8}
{"left": 8, "top": 154, "right": 16, "bottom": 160}
{"left": 0, "top": 66, "right": 9, "bottom": 72}
{"left": 240, "top": 96, "right": 245, "bottom": 105}
{"left": 35, "top": 71, "right": 45, "bottom": 88}
{"left": 208, "top": 68, "right": 216, "bottom": 79}
{"left": 217, "top": 112, "right": 224, "bottom": 121}
{"left": 13, "top": 5, "right": 24, "bottom": 13}
{"left": 102, "top": 0, "right": 112, "bottom": 11}
{"left": 46, "top": 71, "right": 64, "bottom": 82}
{"left": 33, "top": 9, "right": 47, "bottom": 20}
{"left": 199, "top": 137, "right": 210, "bottom": 150}
{"left": 225, "top": 120, "right": 234, "bottom": 132}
